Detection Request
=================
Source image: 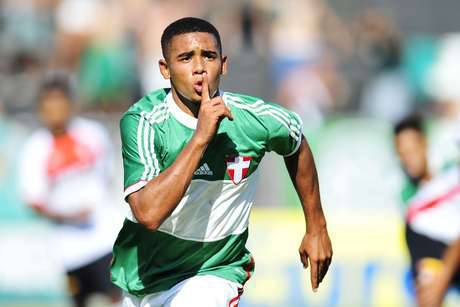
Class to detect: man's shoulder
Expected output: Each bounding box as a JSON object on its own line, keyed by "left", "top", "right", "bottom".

{"left": 223, "top": 91, "right": 300, "bottom": 126}
{"left": 121, "top": 88, "right": 170, "bottom": 124}
{"left": 70, "top": 117, "right": 111, "bottom": 143}
{"left": 21, "top": 127, "right": 52, "bottom": 158}
{"left": 71, "top": 116, "right": 106, "bottom": 132}
{"left": 223, "top": 91, "right": 271, "bottom": 119}
{"left": 223, "top": 91, "right": 290, "bottom": 112}
{"left": 223, "top": 91, "right": 265, "bottom": 105}
{"left": 123, "top": 88, "right": 170, "bottom": 117}
{"left": 24, "top": 126, "right": 51, "bottom": 144}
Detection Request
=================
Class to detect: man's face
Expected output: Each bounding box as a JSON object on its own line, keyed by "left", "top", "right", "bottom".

{"left": 160, "top": 32, "right": 227, "bottom": 103}
{"left": 39, "top": 90, "right": 73, "bottom": 134}
{"left": 395, "top": 129, "right": 428, "bottom": 180}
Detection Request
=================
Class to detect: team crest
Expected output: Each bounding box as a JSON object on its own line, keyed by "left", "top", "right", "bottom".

{"left": 225, "top": 156, "right": 252, "bottom": 184}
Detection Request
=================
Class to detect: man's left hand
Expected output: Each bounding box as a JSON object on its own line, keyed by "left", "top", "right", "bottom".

{"left": 299, "top": 226, "right": 333, "bottom": 292}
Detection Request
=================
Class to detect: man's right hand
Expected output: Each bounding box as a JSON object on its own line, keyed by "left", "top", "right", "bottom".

{"left": 194, "top": 72, "right": 233, "bottom": 146}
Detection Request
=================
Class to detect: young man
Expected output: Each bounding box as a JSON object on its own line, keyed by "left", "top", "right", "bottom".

{"left": 18, "top": 74, "right": 121, "bottom": 307}
{"left": 112, "top": 17, "right": 332, "bottom": 307}
{"left": 394, "top": 115, "right": 460, "bottom": 307}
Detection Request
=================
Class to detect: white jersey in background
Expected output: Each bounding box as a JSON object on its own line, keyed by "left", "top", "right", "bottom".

{"left": 19, "top": 117, "right": 117, "bottom": 271}
{"left": 406, "top": 166, "right": 460, "bottom": 244}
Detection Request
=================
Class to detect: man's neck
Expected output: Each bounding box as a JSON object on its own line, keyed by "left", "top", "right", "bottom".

{"left": 420, "top": 171, "right": 432, "bottom": 184}
{"left": 170, "top": 86, "right": 220, "bottom": 118}
{"left": 50, "top": 127, "right": 68, "bottom": 137}
{"left": 171, "top": 88, "right": 200, "bottom": 118}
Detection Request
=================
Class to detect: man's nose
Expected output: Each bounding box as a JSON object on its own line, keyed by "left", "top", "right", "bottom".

{"left": 193, "top": 57, "right": 206, "bottom": 74}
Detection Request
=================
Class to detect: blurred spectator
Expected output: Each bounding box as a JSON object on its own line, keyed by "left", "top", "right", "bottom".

{"left": 125, "top": 0, "right": 205, "bottom": 94}
{"left": 17, "top": 73, "right": 121, "bottom": 307}
{"left": 0, "top": 0, "right": 55, "bottom": 112}
{"left": 276, "top": 57, "right": 347, "bottom": 132}
{"left": 211, "top": 1, "right": 273, "bottom": 98}
{"left": 271, "top": 0, "right": 350, "bottom": 130}
{"left": 393, "top": 115, "right": 460, "bottom": 306}
{"left": 425, "top": 34, "right": 460, "bottom": 171}
{"left": 401, "top": 35, "right": 438, "bottom": 102}
{"left": 54, "top": 0, "right": 138, "bottom": 109}
{"left": 0, "top": 0, "right": 56, "bottom": 58}
{"left": 269, "top": 0, "right": 327, "bottom": 86}
{"left": 53, "top": 0, "right": 102, "bottom": 70}
{"left": 357, "top": 9, "right": 414, "bottom": 122}
{"left": 0, "top": 50, "right": 44, "bottom": 112}
{"left": 428, "top": 33, "right": 460, "bottom": 111}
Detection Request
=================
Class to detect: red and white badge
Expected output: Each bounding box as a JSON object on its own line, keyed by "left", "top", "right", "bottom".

{"left": 226, "top": 156, "right": 252, "bottom": 184}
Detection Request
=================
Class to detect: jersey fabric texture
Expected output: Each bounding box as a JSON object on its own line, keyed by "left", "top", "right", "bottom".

{"left": 111, "top": 88, "right": 303, "bottom": 296}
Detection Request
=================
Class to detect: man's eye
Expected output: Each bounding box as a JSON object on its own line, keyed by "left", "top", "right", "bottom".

{"left": 180, "top": 56, "right": 191, "bottom": 62}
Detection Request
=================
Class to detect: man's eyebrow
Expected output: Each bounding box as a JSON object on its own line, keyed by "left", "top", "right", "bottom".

{"left": 202, "top": 50, "right": 218, "bottom": 56}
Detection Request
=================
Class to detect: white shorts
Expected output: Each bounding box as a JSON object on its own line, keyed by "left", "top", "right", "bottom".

{"left": 122, "top": 275, "right": 244, "bottom": 307}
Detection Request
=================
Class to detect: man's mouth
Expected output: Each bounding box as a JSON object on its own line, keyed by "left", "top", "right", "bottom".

{"left": 193, "top": 81, "right": 203, "bottom": 94}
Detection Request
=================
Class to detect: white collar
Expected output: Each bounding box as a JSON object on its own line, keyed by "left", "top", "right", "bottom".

{"left": 166, "top": 91, "right": 198, "bottom": 129}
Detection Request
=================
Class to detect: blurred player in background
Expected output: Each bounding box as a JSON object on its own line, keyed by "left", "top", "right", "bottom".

{"left": 394, "top": 115, "right": 460, "bottom": 307}
{"left": 111, "top": 17, "right": 332, "bottom": 307}
{"left": 18, "top": 74, "right": 121, "bottom": 307}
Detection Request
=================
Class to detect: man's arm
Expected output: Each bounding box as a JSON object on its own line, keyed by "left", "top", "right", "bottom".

{"left": 127, "top": 137, "right": 208, "bottom": 230}
{"left": 28, "top": 203, "right": 91, "bottom": 224}
{"left": 418, "top": 238, "right": 460, "bottom": 307}
{"left": 284, "top": 136, "right": 333, "bottom": 291}
{"left": 128, "top": 73, "right": 232, "bottom": 231}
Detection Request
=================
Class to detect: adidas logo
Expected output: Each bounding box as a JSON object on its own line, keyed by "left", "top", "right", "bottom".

{"left": 194, "top": 163, "right": 213, "bottom": 176}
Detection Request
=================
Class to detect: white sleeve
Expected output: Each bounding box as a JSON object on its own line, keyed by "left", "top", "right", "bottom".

{"left": 18, "top": 137, "right": 50, "bottom": 206}
{"left": 85, "top": 119, "right": 115, "bottom": 181}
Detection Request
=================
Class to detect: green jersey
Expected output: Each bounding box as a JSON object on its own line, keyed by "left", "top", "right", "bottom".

{"left": 111, "top": 88, "right": 303, "bottom": 296}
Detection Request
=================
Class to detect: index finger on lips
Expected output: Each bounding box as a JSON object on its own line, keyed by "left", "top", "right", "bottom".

{"left": 201, "top": 72, "right": 211, "bottom": 102}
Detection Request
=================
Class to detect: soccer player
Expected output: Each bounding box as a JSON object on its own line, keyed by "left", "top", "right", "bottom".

{"left": 18, "top": 74, "right": 121, "bottom": 307}
{"left": 112, "top": 17, "right": 333, "bottom": 307}
{"left": 394, "top": 115, "right": 460, "bottom": 307}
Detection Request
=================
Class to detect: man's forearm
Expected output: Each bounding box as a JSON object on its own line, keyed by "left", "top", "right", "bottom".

{"left": 284, "top": 136, "right": 326, "bottom": 232}
{"left": 440, "top": 238, "right": 460, "bottom": 284}
{"left": 285, "top": 135, "right": 332, "bottom": 290}
{"left": 30, "top": 203, "right": 90, "bottom": 224}
{"left": 129, "top": 136, "right": 208, "bottom": 230}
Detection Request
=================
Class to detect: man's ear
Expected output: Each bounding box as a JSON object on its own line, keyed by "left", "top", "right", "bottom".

{"left": 221, "top": 55, "right": 228, "bottom": 76}
{"left": 159, "top": 59, "right": 170, "bottom": 79}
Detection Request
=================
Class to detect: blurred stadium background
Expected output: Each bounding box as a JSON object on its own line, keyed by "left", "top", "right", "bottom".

{"left": 1, "top": 0, "right": 460, "bottom": 306}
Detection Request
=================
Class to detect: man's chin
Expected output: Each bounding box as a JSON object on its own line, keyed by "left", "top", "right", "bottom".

{"left": 191, "top": 92, "right": 203, "bottom": 103}
{"left": 173, "top": 88, "right": 201, "bottom": 104}
{"left": 184, "top": 95, "right": 201, "bottom": 105}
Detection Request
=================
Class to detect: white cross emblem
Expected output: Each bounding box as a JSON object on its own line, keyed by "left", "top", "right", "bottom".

{"left": 226, "top": 156, "right": 252, "bottom": 184}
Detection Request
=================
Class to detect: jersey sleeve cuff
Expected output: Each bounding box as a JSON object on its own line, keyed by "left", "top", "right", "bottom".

{"left": 123, "top": 180, "right": 148, "bottom": 200}
{"left": 283, "top": 134, "right": 303, "bottom": 157}
{"left": 283, "top": 113, "right": 303, "bottom": 157}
